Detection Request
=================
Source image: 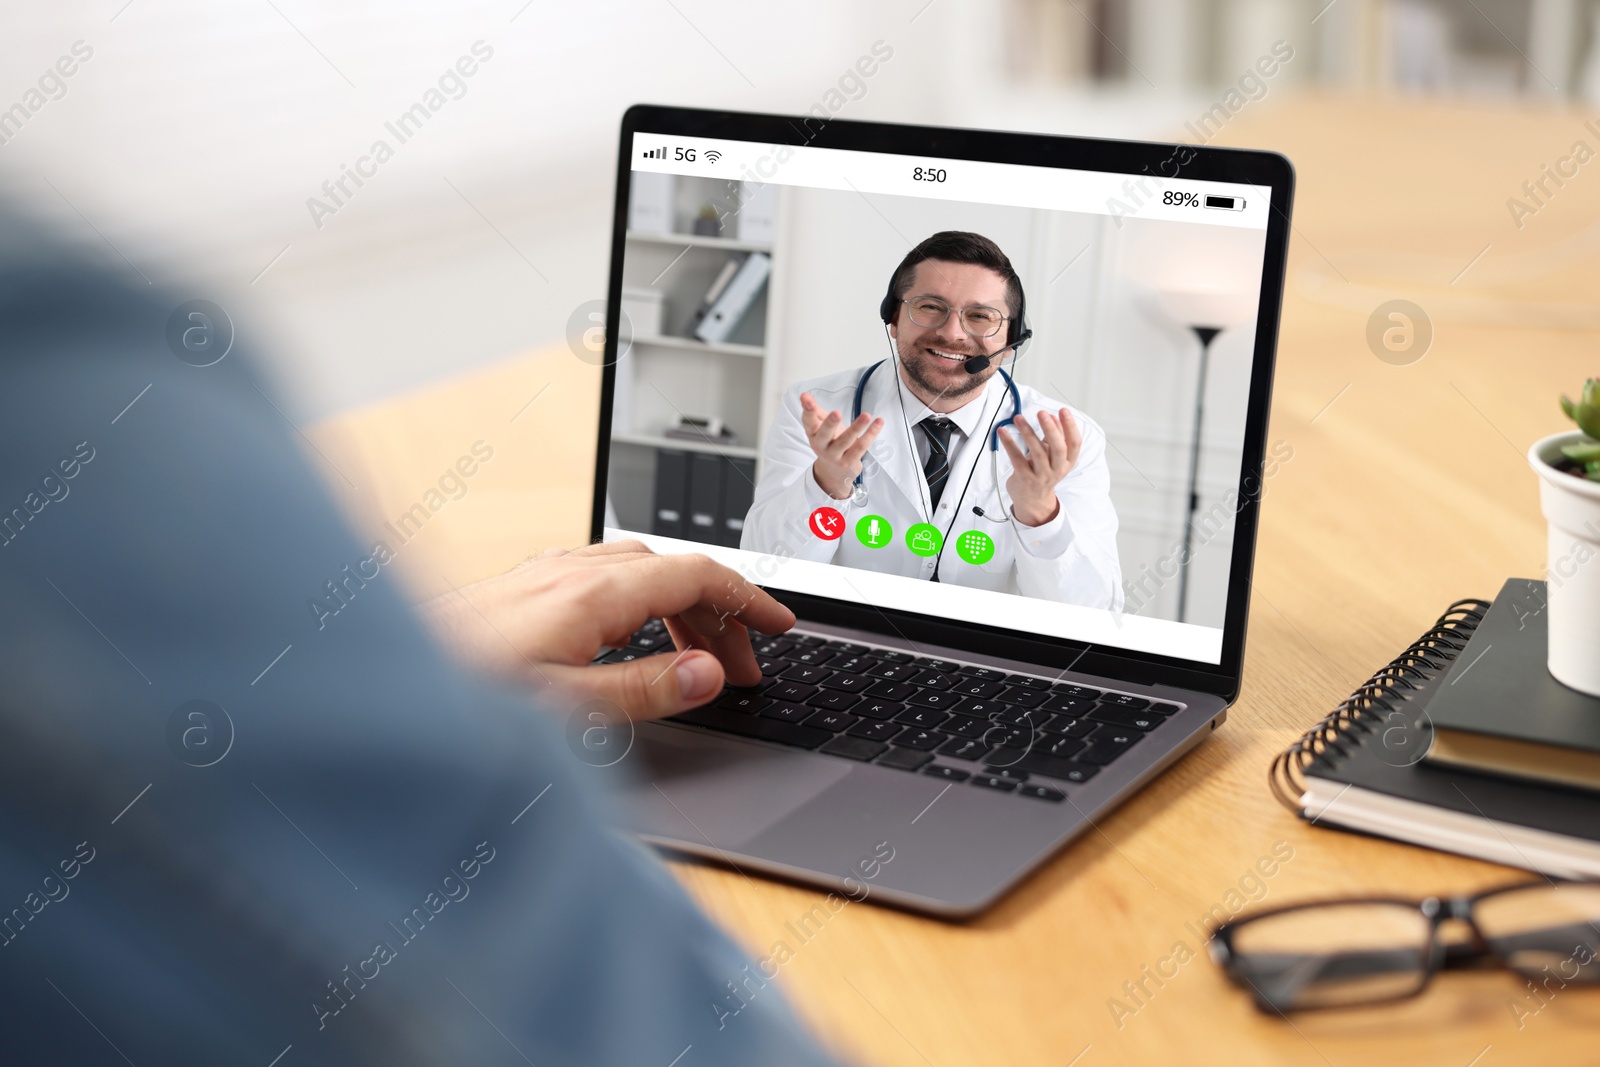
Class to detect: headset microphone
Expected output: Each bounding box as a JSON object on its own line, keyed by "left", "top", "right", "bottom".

{"left": 961, "top": 327, "right": 1034, "bottom": 375}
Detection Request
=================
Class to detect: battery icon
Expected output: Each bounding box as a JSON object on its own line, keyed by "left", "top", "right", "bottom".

{"left": 1204, "top": 195, "right": 1244, "bottom": 211}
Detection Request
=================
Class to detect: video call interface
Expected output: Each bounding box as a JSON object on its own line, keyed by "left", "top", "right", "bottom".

{"left": 603, "top": 132, "right": 1273, "bottom": 665}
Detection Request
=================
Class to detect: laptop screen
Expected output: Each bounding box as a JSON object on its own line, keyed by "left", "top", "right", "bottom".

{"left": 599, "top": 114, "right": 1284, "bottom": 671}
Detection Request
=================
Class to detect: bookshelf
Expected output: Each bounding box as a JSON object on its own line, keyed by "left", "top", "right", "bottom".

{"left": 629, "top": 333, "right": 764, "bottom": 358}
{"left": 625, "top": 230, "right": 774, "bottom": 255}
{"left": 612, "top": 432, "right": 760, "bottom": 460}
{"left": 607, "top": 174, "right": 788, "bottom": 540}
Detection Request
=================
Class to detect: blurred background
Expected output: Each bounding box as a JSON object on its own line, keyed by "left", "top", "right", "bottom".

{"left": 3, "top": 0, "right": 1597, "bottom": 589}
{"left": 6, "top": 0, "right": 1595, "bottom": 417}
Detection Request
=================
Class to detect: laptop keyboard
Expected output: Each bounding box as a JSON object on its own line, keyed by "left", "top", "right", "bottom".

{"left": 595, "top": 621, "right": 1185, "bottom": 803}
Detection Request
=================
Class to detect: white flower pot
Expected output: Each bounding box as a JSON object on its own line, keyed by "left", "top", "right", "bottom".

{"left": 1529, "top": 431, "right": 1600, "bottom": 697}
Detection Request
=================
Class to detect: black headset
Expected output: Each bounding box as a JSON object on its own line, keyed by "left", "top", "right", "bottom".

{"left": 878, "top": 260, "right": 1033, "bottom": 366}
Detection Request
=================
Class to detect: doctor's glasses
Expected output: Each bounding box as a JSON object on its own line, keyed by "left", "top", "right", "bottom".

{"left": 900, "top": 296, "right": 1008, "bottom": 338}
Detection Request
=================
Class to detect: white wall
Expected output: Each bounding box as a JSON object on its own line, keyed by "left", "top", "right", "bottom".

{"left": 766, "top": 187, "right": 1267, "bottom": 625}
{"left": 1049, "top": 215, "right": 1266, "bottom": 628}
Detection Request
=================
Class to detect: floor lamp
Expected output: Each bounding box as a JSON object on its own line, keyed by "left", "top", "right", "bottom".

{"left": 1152, "top": 290, "right": 1254, "bottom": 625}
{"left": 1176, "top": 325, "right": 1220, "bottom": 625}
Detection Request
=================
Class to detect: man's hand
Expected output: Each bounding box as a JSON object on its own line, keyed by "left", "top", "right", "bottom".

{"left": 999, "top": 408, "right": 1083, "bottom": 527}
{"left": 800, "top": 391, "right": 884, "bottom": 500}
{"left": 421, "top": 541, "right": 795, "bottom": 721}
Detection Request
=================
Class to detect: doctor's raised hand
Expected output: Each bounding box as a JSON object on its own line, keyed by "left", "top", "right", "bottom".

{"left": 999, "top": 408, "right": 1083, "bottom": 526}
{"left": 799, "top": 391, "right": 885, "bottom": 500}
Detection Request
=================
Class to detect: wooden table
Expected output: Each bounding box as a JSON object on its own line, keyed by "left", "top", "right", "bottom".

{"left": 310, "top": 95, "right": 1600, "bottom": 1065}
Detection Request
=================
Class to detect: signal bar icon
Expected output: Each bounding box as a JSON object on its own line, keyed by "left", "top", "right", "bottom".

{"left": 641, "top": 147, "right": 668, "bottom": 159}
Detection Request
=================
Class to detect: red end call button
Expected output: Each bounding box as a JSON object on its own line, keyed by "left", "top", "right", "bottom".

{"left": 809, "top": 506, "right": 845, "bottom": 541}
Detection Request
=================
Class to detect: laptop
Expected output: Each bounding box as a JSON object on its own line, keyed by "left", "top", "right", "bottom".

{"left": 590, "top": 104, "right": 1293, "bottom": 918}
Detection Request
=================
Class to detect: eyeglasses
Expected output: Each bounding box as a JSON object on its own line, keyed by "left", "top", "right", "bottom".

{"left": 900, "top": 296, "right": 1008, "bottom": 338}
{"left": 1211, "top": 880, "right": 1600, "bottom": 1013}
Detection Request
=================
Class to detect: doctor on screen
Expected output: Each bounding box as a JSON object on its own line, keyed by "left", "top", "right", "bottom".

{"left": 741, "top": 231, "right": 1123, "bottom": 609}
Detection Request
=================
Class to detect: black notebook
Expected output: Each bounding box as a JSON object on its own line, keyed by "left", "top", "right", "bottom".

{"left": 1271, "top": 596, "right": 1600, "bottom": 878}
{"left": 1423, "top": 578, "right": 1600, "bottom": 792}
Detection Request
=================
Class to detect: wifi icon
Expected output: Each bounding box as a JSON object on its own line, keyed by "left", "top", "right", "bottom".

{"left": 704, "top": 150, "right": 722, "bottom": 163}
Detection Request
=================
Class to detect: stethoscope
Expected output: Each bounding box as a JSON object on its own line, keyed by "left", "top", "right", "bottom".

{"left": 847, "top": 357, "right": 1024, "bottom": 524}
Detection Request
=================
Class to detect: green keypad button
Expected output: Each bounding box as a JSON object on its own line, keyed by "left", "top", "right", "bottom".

{"left": 954, "top": 529, "right": 994, "bottom": 565}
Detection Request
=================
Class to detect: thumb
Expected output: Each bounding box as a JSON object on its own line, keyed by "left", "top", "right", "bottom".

{"left": 541, "top": 649, "right": 726, "bottom": 722}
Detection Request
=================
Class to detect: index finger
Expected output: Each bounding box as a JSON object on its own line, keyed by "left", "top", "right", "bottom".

{"left": 799, "top": 393, "right": 823, "bottom": 435}
{"left": 998, "top": 426, "right": 1031, "bottom": 473}
{"left": 563, "top": 538, "right": 654, "bottom": 558}
{"left": 1012, "top": 414, "right": 1046, "bottom": 458}
{"left": 602, "top": 552, "right": 795, "bottom": 641}
{"left": 653, "top": 557, "right": 795, "bottom": 687}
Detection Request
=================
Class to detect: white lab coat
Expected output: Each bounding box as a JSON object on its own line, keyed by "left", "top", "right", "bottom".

{"left": 741, "top": 363, "right": 1124, "bottom": 609}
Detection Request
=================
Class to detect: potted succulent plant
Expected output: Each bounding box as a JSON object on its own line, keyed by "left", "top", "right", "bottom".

{"left": 1528, "top": 379, "right": 1600, "bottom": 696}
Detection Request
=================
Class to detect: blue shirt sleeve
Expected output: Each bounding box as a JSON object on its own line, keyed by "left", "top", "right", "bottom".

{"left": 0, "top": 224, "right": 846, "bottom": 1067}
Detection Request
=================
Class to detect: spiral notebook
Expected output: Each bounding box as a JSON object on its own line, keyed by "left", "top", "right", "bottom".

{"left": 1270, "top": 597, "right": 1600, "bottom": 879}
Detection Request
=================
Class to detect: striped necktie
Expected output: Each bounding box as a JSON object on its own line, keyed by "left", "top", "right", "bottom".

{"left": 919, "top": 416, "right": 955, "bottom": 511}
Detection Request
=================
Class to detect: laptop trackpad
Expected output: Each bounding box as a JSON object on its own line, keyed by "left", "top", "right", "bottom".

{"left": 621, "top": 723, "right": 851, "bottom": 848}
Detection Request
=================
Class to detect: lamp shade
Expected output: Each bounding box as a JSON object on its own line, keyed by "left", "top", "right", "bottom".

{"left": 1150, "top": 288, "right": 1258, "bottom": 331}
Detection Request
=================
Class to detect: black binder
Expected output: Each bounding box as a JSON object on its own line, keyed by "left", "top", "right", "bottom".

{"left": 1271, "top": 594, "right": 1600, "bottom": 878}
{"left": 719, "top": 458, "right": 755, "bottom": 547}
{"left": 651, "top": 449, "right": 687, "bottom": 539}
{"left": 686, "top": 453, "right": 722, "bottom": 544}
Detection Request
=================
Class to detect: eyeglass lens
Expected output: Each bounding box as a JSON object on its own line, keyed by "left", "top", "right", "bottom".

{"left": 1228, "top": 902, "right": 1432, "bottom": 1010}
{"left": 1474, "top": 883, "right": 1600, "bottom": 979}
{"left": 904, "top": 297, "right": 1004, "bottom": 338}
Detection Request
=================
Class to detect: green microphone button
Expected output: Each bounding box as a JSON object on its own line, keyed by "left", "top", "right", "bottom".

{"left": 856, "top": 514, "right": 892, "bottom": 548}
